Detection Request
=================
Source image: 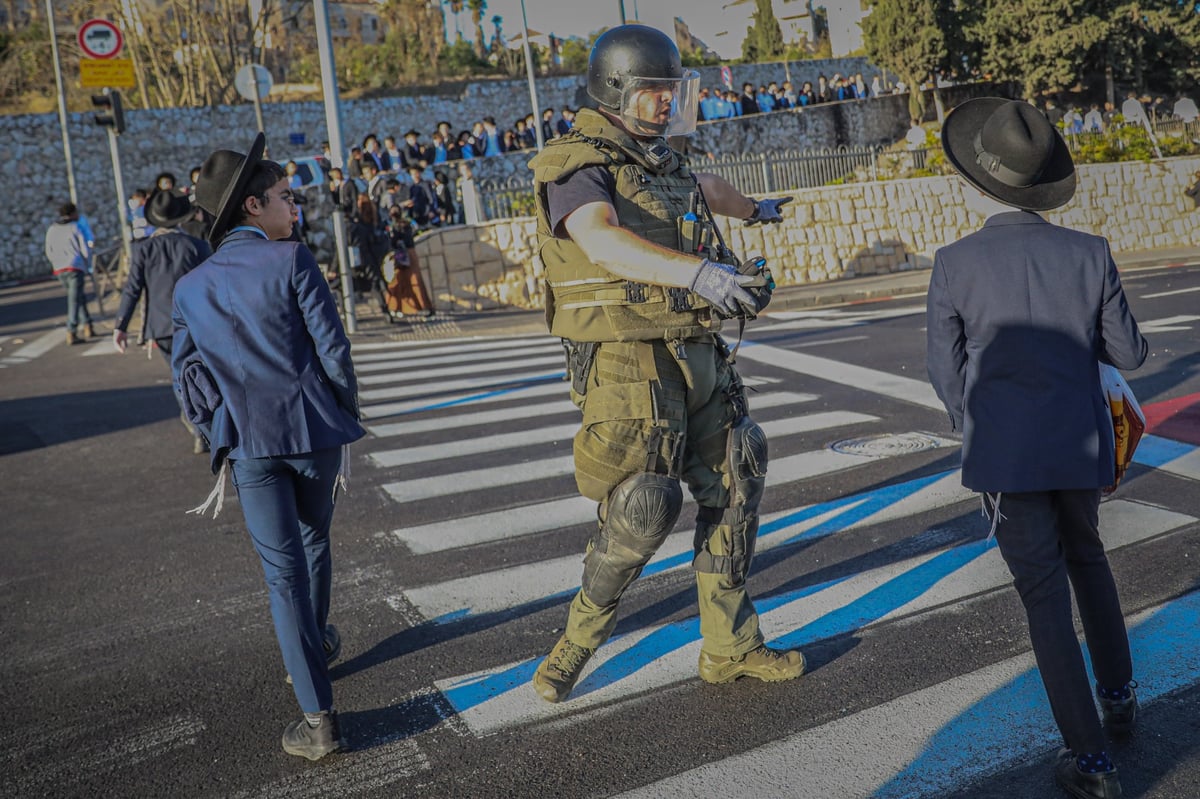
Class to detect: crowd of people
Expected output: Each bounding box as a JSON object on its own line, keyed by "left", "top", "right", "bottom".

{"left": 1039, "top": 92, "right": 1199, "bottom": 135}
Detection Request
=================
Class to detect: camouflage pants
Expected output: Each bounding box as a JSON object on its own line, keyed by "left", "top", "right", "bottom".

{"left": 563, "top": 335, "right": 763, "bottom": 657}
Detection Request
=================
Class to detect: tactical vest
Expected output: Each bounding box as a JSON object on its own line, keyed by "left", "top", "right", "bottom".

{"left": 530, "top": 109, "right": 724, "bottom": 343}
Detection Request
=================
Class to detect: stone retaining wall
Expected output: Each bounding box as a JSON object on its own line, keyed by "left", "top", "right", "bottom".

{"left": 1, "top": 56, "right": 875, "bottom": 280}
{"left": 412, "top": 156, "right": 1200, "bottom": 312}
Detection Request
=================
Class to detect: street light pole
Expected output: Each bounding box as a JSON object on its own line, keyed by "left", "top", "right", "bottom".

{"left": 312, "top": 0, "right": 357, "bottom": 333}
{"left": 519, "top": 0, "right": 543, "bottom": 151}
{"left": 45, "top": 0, "right": 78, "bottom": 205}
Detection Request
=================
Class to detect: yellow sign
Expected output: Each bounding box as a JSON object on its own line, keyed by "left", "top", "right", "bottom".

{"left": 80, "top": 58, "right": 135, "bottom": 88}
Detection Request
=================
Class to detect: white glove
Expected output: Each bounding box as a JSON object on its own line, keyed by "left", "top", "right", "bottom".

{"left": 689, "top": 259, "right": 759, "bottom": 318}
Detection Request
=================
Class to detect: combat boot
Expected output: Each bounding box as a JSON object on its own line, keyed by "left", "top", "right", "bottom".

{"left": 82, "top": 323, "right": 95, "bottom": 340}
{"left": 698, "top": 644, "right": 806, "bottom": 684}
{"left": 532, "top": 634, "right": 595, "bottom": 703}
{"left": 66, "top": 330, "right": 79, "bottom": 345}
{"left": 281, "top": 710, "right": 341, "bottom": 761}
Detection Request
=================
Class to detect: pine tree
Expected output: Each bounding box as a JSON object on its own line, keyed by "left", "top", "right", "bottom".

{"left": 967, "top": 0, "right": 1107, "bottom": 100}
{"left": 861, "top": 0, "right": 950, "bottom": 120}
{"left": 742, "top": 0, "right": 786, "bottom": 63}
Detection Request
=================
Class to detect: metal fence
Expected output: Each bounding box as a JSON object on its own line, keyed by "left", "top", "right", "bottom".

{"left": 476, "top": 145, "right": 889, "bottom": 221}
{"left": 701, "top": 146, "right": 885, "bottom": 194}
{"left": 1063, "top": 118, "right": 1200, "bottom": 154}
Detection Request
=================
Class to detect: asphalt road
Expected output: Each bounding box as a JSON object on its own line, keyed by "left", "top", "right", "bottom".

{"left": 3, "top": 263, "right": 1199, "bottom": 798}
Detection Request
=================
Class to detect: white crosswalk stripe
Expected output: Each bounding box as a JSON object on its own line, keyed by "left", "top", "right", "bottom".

{"left": 0, "top": 329, "right": 62, "bottom": 367}
{"left": 347, "top": 331, "right": 1200, "bottom": 775}
{"left": 358, "top": 353, "right": 565, "bottom": 384}
{"left": 370, "top": 409, "right": 873, "bottom": 469}
{"left": 433, "top": 500, "right": 1194, "bottom": 737}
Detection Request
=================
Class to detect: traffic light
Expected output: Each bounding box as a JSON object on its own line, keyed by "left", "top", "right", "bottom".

{"left": 91, "top": 91, "right": 125, "bottom": 135}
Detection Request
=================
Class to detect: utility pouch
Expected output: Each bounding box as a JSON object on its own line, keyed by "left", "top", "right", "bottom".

{"left": 563, "top": 339, "right": 599, "bottom": 396}
{"left": 677, "top": 215, "right": 702, "bottom": 254}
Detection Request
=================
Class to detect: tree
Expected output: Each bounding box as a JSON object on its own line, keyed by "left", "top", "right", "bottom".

{"left": 742, "top": 0, "right": 786, "bottom": 63}
{"left": 468, "top": 0, "right": 487, "bottom": 59}
{"left": 861, "top": 0, "right": 951, "bottom": 120}
{"left": 1101, "top": 1, "right": 1200, "bottom": 98}
{"left": 968, "top": 0, "right": 1107, "bottom": 100}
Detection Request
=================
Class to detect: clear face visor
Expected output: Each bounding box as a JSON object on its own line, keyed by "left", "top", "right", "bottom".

{"left": 619, "top": 70, "right": 701, "bottom": 137}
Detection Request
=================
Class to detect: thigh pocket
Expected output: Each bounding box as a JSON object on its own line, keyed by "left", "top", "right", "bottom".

{"left": 574, "top": 381, "right": 659, "bottom": 501}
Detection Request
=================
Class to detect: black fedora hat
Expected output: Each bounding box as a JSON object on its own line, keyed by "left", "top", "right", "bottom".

{"left": 194, "top": 132, "right": 266, "bottom": 247}
{"left": 942, "top": 98, "right": 1076, "bottom": 211}
{"left": 144, "top": 189, "right": 194, "bottom": 228}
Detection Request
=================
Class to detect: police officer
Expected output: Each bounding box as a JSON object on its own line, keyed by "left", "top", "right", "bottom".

{"left": 529, "top": 24, "right": 802, "bottom": 704}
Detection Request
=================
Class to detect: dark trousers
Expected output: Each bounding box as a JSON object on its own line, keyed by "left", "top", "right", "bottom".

{"left": 990, "top": 489, "right": 1132, "bottom": 753}
{"left": 56, "top": 270, "right": 92, "bottom": 331}
{"left": 230, "top": 447, "right": 342, "bottom": 714}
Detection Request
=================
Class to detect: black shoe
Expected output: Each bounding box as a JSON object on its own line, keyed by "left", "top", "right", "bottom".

{"left": 1055, "top": 749, "right": 1122, "bottom": 799}
{"left": 1098, "top": 681, "right": 1138, "bottom": 736}
{"left": 281, "top": 710, "right": 341, "bottom": 761}
{"left": 286, "top": 624, "right": 341, "bottom": 685}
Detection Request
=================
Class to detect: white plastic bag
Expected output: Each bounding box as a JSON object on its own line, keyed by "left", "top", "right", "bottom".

{"left": 1098, "top": 363, "right": 1146, "bottom": 493}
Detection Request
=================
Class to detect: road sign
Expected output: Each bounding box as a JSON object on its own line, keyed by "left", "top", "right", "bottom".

{"left": 81, "top": 58, "right": 135, "bottom": 88}
{"left": 77, "top": 19, "right": 123, "bottom": 59}
{"left": 720, "top": 66, "right": 732, "bottom": 90}
{"left": 235, "top": 64, "right": 273, "bottom": 101}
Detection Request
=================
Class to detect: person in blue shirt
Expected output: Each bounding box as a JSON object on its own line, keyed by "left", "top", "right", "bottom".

{"left": 482, "top": 117, "right": 503, "bottom": 157}
{"left": 756, "top": 85, "right": 776, "bottom": 113}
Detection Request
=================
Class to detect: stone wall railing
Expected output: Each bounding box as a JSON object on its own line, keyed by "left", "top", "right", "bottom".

{"left": 413, "top": 156, "right": 1200, "bottom": 312}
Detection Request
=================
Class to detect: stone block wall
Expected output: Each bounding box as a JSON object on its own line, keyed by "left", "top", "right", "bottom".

{"left": 411, "top": 156, "right": 1200, "bottom": 312}
{"left": 1, "top": 56, "right": 875, "bottom": 281}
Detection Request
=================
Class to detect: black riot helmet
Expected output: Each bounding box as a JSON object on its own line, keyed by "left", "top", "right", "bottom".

{"left": 586, "top": 25, "right": 700, "bottom": 137}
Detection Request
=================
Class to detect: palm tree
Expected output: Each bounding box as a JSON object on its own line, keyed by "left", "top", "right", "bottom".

{"left": 468, "top": 0, "right": 486, "bottom": 58}
{"left": 445, "top": 0, "right": 463, "bottom": 39}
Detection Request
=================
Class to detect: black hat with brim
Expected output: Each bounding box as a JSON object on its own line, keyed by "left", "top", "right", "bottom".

{"left": 942, "top": 98, "right": 1076, "bottom": 212}
{"left": 194, "top": 132, "right": 266, "bottom": 248}
{"left": 145, "top": 189, "right": 195, "bottom": 228}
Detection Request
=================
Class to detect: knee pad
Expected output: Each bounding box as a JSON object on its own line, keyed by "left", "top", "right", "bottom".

{"left": 581, "top": 472, "right": 684, "bottom": 608}
{"left": 727, "top": 415, "right": 767, "bottom": 511}
{"left": 692, "top": 505, "right": 759, "bottom": 585}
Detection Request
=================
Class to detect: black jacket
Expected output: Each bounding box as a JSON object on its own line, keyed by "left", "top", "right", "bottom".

{"left": 117, "top": 229, "right": 212, "bottom": 340}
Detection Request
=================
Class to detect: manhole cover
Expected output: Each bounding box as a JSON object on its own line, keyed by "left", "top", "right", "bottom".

{"left": 830, "top": 432, "right": 945, "bottom": 457}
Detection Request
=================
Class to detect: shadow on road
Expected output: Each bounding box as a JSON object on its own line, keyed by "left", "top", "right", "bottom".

{"left": 0, "top": 385, "right": 182, "bottom": 456}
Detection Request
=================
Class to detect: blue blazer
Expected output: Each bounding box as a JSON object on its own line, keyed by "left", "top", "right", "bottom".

{"left": 171, "top": 230, "right": 364, "bottom": 472}
{"left": 926, "top": 212, "right": 1148, "bottom": 493}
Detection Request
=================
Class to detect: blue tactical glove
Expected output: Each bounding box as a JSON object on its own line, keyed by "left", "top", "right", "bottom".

{"left": 690, "top": 257, "right": 773, "bottom": 319}
{"left": 744, "top": 196, "right": 793, "bottom": 226}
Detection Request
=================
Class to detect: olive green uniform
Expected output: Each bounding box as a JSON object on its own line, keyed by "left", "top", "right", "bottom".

{"left": 530, "top": 109, "right": 767, "bottom": 657}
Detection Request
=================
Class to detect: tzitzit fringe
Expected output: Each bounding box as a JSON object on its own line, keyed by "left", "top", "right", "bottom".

{"left": 980, "top": 492, "right": 1005, "bottom": 541}
{"left": 334, "top": 443, "right": 351, "bottom": 499}
{"left": 187, "top": 461, "right": 228, "bottom": 519}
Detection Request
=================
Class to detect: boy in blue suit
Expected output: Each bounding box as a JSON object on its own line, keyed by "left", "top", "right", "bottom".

{"left": 927, "top": 100, "right": 1147, "bottom": 799}
{"left": 171, "top": 133, "right": 364, "bottom": 760}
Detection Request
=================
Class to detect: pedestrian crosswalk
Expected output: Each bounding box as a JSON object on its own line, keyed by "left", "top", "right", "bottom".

{"left": 349, "top": 329, "right": 1200, "bottom": 773}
